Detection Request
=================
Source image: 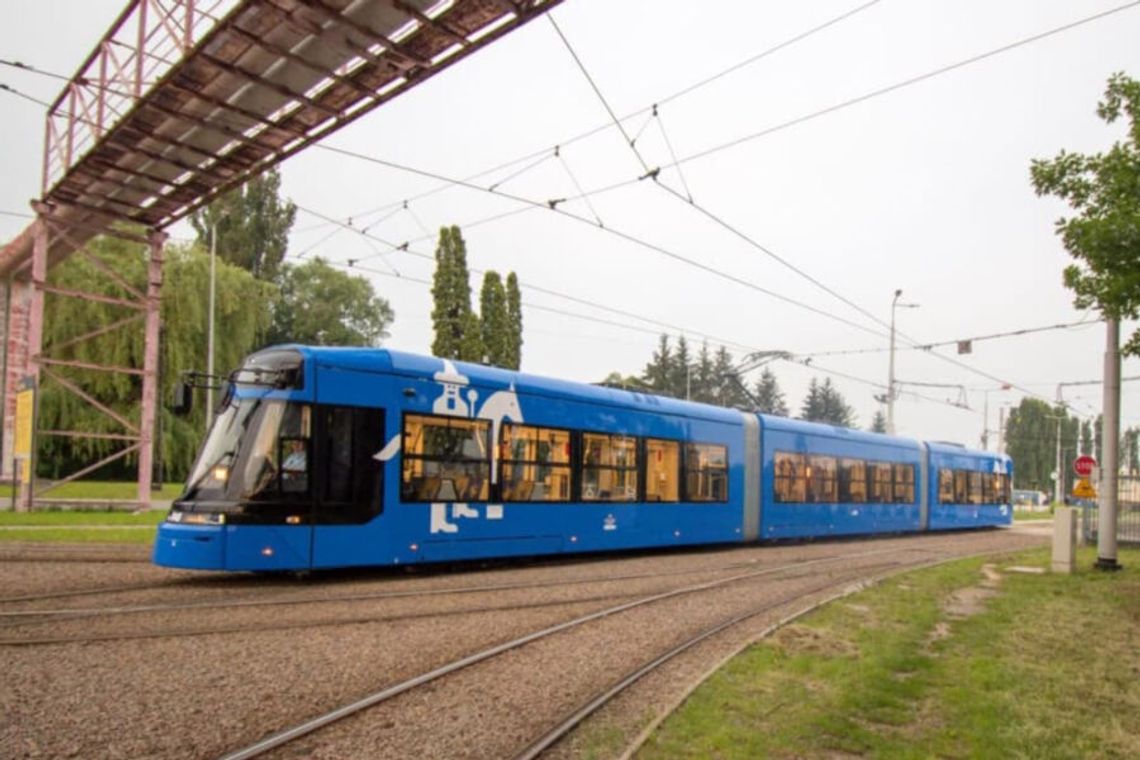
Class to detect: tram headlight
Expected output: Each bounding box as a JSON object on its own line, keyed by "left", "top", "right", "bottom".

{"left": 212, "top": 465, "right": 229, "bottom": 483}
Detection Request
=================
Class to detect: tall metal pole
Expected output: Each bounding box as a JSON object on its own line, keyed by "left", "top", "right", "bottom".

{"left": 206, "top": 221, "right": 217, "bottom": 432}
{"left": 1054, "top": 414, "right": 1063, "bottom": 506}
{"left": 982, "top": 391, "right": 990, "bottom": 450}
{"left": 138, "top": 230, "right": 165, "bottom": 508}
{"left": 1097, "top": 318, "right": 1121, "bottom": 570}
{"left": 998, "top": 406, "right": 1006, "bottom": 455}
{"left": 887, "top": 290, "right": 900, "bottom": 435}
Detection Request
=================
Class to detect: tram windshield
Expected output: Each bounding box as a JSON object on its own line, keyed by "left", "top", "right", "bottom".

{"left": 181, "top": 397, "right": 310, "bottom": 506}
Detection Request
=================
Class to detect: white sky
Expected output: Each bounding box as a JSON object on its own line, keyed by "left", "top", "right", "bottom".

{"left": 1, "top": 0, "right": 1138, "bottom": 453}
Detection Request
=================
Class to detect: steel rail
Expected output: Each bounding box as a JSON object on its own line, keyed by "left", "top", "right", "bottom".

{"left": 509, "top": 566, "right": 901, "bottom": 760}
{"left": 215, "top": 545, "right": 927, "bottom": 760}
{"left": 0, "top": 549, "right": 839, "bottom": 622}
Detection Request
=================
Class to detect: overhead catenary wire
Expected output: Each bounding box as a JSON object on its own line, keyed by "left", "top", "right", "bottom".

{"left": 314, "top": 144, "right": 891, "bottom": 340}
{"left": 307, "top": 0, "right": 886, "bottom": 232}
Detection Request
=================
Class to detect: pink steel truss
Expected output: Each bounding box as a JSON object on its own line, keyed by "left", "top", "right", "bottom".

{"left": 1, "top": 0, "right": 561, "bottom": 508}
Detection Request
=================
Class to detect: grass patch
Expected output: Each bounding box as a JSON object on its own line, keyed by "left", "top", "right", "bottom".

{"left": 639, "top": 547, "right": 1140, "bottom": 759}
{"left": 0, "top": 510, "right": 167, "bottom": 526}
{"left": 0, "top": 527, "right": 156, "bottom": 544}
{"left": 1014, "top": 509, "right": 1054, "bottom": 521}
{"left": 26, "top": 480, "right": 185, "bottom": 501}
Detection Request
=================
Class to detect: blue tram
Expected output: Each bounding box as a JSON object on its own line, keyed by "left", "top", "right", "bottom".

{"left": 153, "top": 347, "right": 1012, "bottom": 572}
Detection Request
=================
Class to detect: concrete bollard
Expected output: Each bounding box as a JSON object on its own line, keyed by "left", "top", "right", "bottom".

{"left": 1052, "top": 507, "right": 1077, "bottom": 574}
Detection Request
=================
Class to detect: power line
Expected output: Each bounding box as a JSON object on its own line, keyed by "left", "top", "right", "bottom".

{"left": 292, "top": 204, "right": 760, "bottom": 354}
{"left": 308, "top": 0, "right": 886, "bottom": 232}
{"left": 0, "top": 82, "right": 51, "bottom": 108}
{"left": 315, "top": 143, "right": 891, "bottom": 340}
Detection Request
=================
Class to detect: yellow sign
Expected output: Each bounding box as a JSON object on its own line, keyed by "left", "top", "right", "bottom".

{"left": 1073, "top": 478, "right": 1097, "bottom": 499}
{"left": 13, "top": 378, "right": 35, "bottom": 485}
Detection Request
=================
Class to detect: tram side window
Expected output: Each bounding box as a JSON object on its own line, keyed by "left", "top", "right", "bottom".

{"left": 500, "top": 424, "right": 572, "bottom": 502}
{"left": 1000, "top": 473, "right": 1012, "bottom": 503}
{"left": 982, "top": 473, "right": 997, "bottom": 504}
{"left": 401, "top": 414, "right": 490, "bottom": 502}
{"left": 953, "top": 470, "right": 969, "bottom": 504}
{"left": 804, "top": 455, "right": 837, "bottom": 503}
{"left": 774, "top": 452, "right": 806, "bottom": 503}
{"left": 685, "top": 443, "right": 729, "bottom": 502}
{"left": 581, "top": 433, "right": 638, "bottom": 502}
{"left": 646, "top": 439, "right": 681, "bottom": 502}
{"left": 319, "top": 406, "right": 384, "bottom": 522}
{"left": 838, "top": 459, "right": 867, "bottom": 503}
{"left": 968, "top": 471, "right": 983, "bottom": 505}
{"left": 868, "top": 462, "right": 893, "bottom": 503}
{"left": 938, "top": 469, "right": 955, "bottom": 503}
{"left": 893, "top": 464, "right": 916, "bottom": 503}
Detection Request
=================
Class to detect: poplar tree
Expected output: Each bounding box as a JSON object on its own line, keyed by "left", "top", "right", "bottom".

{"left": 431, "top": 226, "right": 482, "bottom": 361}
{"left": 479, "top": 271, "right": 510, "bottom": 367}
{"left": 505, "top": 272, "right": 523, "bottom": 370}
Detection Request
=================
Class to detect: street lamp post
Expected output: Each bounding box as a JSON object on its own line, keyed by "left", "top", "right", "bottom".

{"left": 206, "top": 219, "right": 221, "bottom": 432}
{"left": 887, "top": 289, "right": 919, "bottom": 435}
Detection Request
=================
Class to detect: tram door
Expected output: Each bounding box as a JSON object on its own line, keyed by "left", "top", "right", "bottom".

{"left": 309, "top": 404, "right": 386, "bottom": 567}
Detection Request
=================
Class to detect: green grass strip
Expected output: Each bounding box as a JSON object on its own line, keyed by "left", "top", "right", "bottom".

{"left": 639, "top": 546, "right": 1140, "bottom": 759}
{"left": 0, "top": 510, "right": 167, "bottom": 526}
{"left": 0, "top": 528, "right": 157, "bottom": 545}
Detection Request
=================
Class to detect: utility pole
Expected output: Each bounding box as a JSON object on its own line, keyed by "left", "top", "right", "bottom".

{"left": 206, "top": 222, "right": 217, "bottom": 432}
{"left": 887, "top": 289, "right": 919, "bottom": 435}
{"left": 1097, "top": 318, "right": 1121, "bottom": 570}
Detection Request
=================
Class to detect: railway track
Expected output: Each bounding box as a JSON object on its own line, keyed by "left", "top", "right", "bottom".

{"left": 214, "top": 547, "right": 921, "bottom": 760}
{"left": 0, "top": 542, "right": 958, "bottom": 645}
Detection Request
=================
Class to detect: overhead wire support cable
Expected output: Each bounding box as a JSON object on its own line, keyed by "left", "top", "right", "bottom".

{"left": 547, "top": 13, "right": 652, "bottom": 176}
{"left": 0, "top": 82, "right": 52, "bottom": 109}
{"left": 293, "top": 203, "right": 762, "bottom": 354}
{"left": 555, "top": 146, "right": 604, "bottom": 227}
{"left": 313, "top": 0, "right": 885, "bottom": 228}
{"left": 315, "top": 144, "right": 891, "bottom": 340}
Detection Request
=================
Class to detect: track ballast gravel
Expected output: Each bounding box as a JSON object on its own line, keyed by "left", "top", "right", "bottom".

{"left": 0, "top": 527, "right": 1047, "bottom": 759}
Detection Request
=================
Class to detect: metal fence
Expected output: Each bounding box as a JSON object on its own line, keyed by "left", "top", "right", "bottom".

{"left": 1081, "top": 476, "right": 1140, "bottom": 545}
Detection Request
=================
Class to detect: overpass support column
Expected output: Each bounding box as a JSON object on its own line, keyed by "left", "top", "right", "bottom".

{"left": 137, "top": 231, "right": 165, "bottom": 509}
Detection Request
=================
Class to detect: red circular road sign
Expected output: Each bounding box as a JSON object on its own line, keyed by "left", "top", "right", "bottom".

{"left": 1074, "top": 455, "right": 1096, "bottom": 477}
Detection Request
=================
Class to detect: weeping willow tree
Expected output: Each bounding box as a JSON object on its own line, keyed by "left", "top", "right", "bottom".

{"left": 37, "top": 234, "right": 275, "bottom": 483}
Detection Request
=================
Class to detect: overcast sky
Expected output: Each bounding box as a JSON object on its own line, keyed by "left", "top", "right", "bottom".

{"left": 2, "top": 0, "right": 1138, "bottom": 454}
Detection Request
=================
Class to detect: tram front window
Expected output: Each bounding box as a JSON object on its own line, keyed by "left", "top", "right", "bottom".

{"left": 181, "top": 399, "right": 310, "bottom": 507}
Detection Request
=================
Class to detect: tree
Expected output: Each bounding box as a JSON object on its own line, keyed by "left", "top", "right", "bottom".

{"left": 38, "top": 236, "right": 276, "bottom": 481}
{"left": 691, "top": 342, "right": 717, "bottom": 404}
{"left": 479, "top": 271, "right": 510, "bottom": 367}
{"left": 800, "top": 377, "right": 855, "bottom": 427}
{"left": 643, "top": 335, "right": 673, "bottom": 395}
{"left": 670, "top": 335, "right": 692, "bottom": 399}
{"left": 1004, "top": 399, "right": 1081, "bottom": 493}
{"left": 1030, "top": 73, "right": 1140, "bottom": 355}
{"left": 753, "top": 367, "right": 789, "bottom": 416}
{"left": 189, "top": 167, "right": 297, "bottom": 282}
{"left": 870, "top": 410, "right": 888, "bottom": 433}
{"left": 505, "top": 272, "right": 523, "bottom": 370}
{"left": 713, "top": 346, "right": 749, "bottom": 408}
{"left": 1081, "top": 419, "right": 1094, "bottom": 456}
{"left": 268, "top": 257, "right": 393, "bottom": 346}
{"left": 431, "top": 226, "right": 482, "bottom": 361}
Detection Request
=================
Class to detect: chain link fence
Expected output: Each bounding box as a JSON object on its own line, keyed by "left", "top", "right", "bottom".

{"left": 1081, "top": 475, "right": 1140, "bottom": 545}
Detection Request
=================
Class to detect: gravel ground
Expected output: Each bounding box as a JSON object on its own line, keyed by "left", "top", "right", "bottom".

{"left": 0, "top": 528, "right": 1047, "bottom": 759}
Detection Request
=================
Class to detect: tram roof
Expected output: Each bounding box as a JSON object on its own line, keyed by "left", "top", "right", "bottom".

{"left": 293, "top": 345, "right": 747, "bottom": 425}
